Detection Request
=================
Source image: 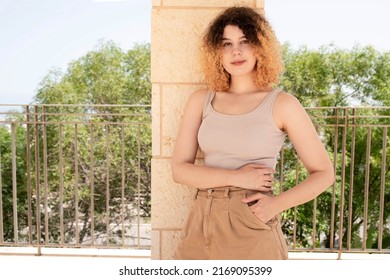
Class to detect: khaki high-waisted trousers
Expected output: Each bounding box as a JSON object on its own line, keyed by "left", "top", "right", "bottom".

{"left": 173, "top": 187, "right": 288, "bottom": 260}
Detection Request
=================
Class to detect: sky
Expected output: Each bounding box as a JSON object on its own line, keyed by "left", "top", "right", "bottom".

{"left": 0, "top": 0, "right": 390, "bottom": 106}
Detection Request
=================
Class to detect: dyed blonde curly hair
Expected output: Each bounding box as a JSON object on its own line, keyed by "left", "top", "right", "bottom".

{"left": 200, "top": 6, "right": 284, "bottom": 91}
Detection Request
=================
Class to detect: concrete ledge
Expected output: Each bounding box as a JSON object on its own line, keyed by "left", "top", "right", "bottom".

{"left": 289, "top": 252, "right": 390, "bottom": 260}
{"left": 1, "top": 247, "right": 389, "bottom": 260}
{"left": 0, "top": 247, "right": 151, "bottom": 258}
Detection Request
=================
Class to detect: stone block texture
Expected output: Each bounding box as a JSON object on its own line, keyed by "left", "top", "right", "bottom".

{"left": 151, "top": 0, "right": 263, "bottom": 259}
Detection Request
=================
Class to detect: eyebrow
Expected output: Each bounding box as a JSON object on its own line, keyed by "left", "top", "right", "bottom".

{"left": 221, "top": 36, "right": 247, "bottom": 41}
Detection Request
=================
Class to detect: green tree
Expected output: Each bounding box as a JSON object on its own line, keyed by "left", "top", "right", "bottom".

{"left": 278, "top": 44, "right": 390, "bottom": 250}
{"left": 281, "top": 44, "right": 390, "bottom": 107}
{"left": 0, "top": 120, "right": 30, "bottom": 243}
{"left": 30, "top": 41, "right": 151, "bottom": 245}
{"left": 35, "top": 40, "right": 151, "bottom": 106}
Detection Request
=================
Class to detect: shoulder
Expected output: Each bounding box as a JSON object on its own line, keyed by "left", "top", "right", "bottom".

{"left": 275, "top": 90, "right": 301, "bottom": 106}
{"left": 190, "top": 88, "right": 210, "bottom": 101}
{"left": 185, "top": 88, "right": 210, "bottom": 110}
{"left": 181, "top": 88, "right": 210, "bottom": 119}
{"left": 273, "top": 90, "right": 309, "bottom": 130}
{"left": 274, "top": 90, "right": 305, "bottom": 114}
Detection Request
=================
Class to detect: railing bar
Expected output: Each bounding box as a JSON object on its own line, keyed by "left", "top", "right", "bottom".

{"left": 0, "top": 104, "right": 382, "bottom": 109}
{"left": 34, "top": 106, "right": 41, "bottom": 254}
{"left": 310, "top": 115, "right": 390, "bottom": 119}
{"left": 11, "top": 123, "right": 18, "bottom": 244}
{"left": 293, "top": 156, "right": 299, "bottom": 249}
{"left": 0, "top": 240, "right": 152, "bottom": 248}
{"left": 8, "top": 112, "right": 387, "bottom": 119}
{"left": 378, "top": 127, "right": 387, "bottom": 250}
{"left": 105, "top": 124, "right": 110, "bottom": 246}
{"left": 0, "top": 121, "right": 152, "bottom": 126}
{"left": 312, "top": 124, "right": 322, "bottom": 250}
{"left": 363, "top": 127, "right": 371, "bottom": 251}
{"left": 338, "top": 108, "right": 348, "bottom": 259}
{"left": 0, "top": 134, "right": 3, "bottom": 244}
{"left": 0, "top": 109, "right": 150, "bottom": 114}
{"left": 1, "top": 104, "right": 386, "bottom": 108}
{"left": 25, "top": 106, "right": 33, "bottom": 244}
{"left": 0, "top": 103, "right": 152, "bottom": 108}
{"left": 90, "top": 124, "right": 95, "bottom": 246}
{"left": 279, "top": 147, "right": 284, "bottom": 193}
{"left": 310, "top": 124, "right": 390, "bottom": 128}
{"left": 22, "top": 112, "right": 150, "bottom": 117}
{"left": 59, "top": 125, "right": 64, "bottom": 245}
{"left": 312, "top": 196, "right": 317, "bottom": 250}
{"left": 121, "top": 125, "right": 125, "bottom": 245}
{"left": 74, "top": 124, "right": 79, "bottom": 246}
{"left": 293, "top": 214, "right": 297, "bottom": 250}
{"left": 0, "top": 103, "right": 151, "bottom": 109}
{"left": 347, "top": 109, "right": 356, "bottom": 250}
{"left": 289, "top": 248, "right": 390, "bottom": 254}
{"left": 305, "top": 106, "right": 390, "bottom": 110}
{"left": 42, "top": 107, "right": 49, "bottom": 244}
{"left": 0, "top": 113, "right": 150, "bottom": 117}
{"left": 137, "top": 125, "right": 141, "bottom": 248}
{"left": 330, "top": 108, "right": 339, "bottom": 250}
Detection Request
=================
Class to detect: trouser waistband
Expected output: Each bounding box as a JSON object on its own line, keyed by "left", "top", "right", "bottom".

{"left": 196, "top": 187, "right": 273, "bottom": 198}
{"left": 196, "top": 187, "right": 274, "bottom": 199}
{"left": 196, "top": 187, "right": 246, "bottom": 198}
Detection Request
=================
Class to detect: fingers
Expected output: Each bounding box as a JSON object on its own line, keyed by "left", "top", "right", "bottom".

{"left": 262, "top": 174, "right": 274, "bottom": 189}
{"left": 246, "top": 164, "right": 275, "bottom": 174}
{"left": 248, "top": 165, "right": 275, "bottom": 186}
{"left": 263, "top": 181, "right": 273, "bottom": 187}
{"left": 263, "top": 175, "right": 274, "bottom": 182}
{"left": 241, "top": 195, "right": 258, "bottom": 203}
{"left": 239, "top": 164, "right": 276, "bottom": 191}
{"left": 242, "top": 192, "right": 267, "bottom": 203}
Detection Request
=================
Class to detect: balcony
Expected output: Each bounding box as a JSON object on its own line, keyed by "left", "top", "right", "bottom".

{"left": 0, "top": 104, "right": 151, "bottom": 258}
{"left": 0, "top": 104, "right": 389, "bottom": 260}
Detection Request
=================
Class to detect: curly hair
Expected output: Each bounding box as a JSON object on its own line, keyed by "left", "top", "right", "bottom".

{"left": 199, "top": 6, "right": 284, "bottom": 91}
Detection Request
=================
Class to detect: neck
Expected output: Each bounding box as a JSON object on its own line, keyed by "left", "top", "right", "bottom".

{"left": 228, "top": 74, "right": 270, "bottom": 95}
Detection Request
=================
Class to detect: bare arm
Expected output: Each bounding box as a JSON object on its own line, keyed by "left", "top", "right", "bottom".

{"left": 243, "top": 93, "right": 335, "bottom": 221}
{"left": 172, "top": 89, "right": 274, "bottom": 190}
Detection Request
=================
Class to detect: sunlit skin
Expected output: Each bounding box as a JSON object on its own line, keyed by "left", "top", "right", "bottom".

{"left": 172, "top": 24, "right": 335, "bottom": 224}
{"left": 220, "top": 25, "right": 257, "bottom": 80}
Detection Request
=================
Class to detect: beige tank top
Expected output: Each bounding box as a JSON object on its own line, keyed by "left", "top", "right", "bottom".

{"left": 198, "top": 89, "right": 286, "bottom": 170}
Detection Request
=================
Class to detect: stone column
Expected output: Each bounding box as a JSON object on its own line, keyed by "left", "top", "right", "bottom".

{"left": 151, "top": 0, "right": 265, "bottom": 260}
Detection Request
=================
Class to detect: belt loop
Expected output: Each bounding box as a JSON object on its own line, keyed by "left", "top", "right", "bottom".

{"left": 223, "top": 188, "right": 229, "bottom": 197}
{"left": 195, "top": 188, "right": 200, "bottom": 198}
{"left": 207, "top": 188, "right": 214, "bottom": 197}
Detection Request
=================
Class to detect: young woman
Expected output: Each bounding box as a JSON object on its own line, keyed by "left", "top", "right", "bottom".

{"left": 171, "top": 6, "right": 334, "bottom": 260}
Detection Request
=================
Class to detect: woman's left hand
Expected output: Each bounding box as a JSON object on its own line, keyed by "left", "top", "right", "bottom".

{"left": 241, "top": 193, "right": 279, "bottom": 223}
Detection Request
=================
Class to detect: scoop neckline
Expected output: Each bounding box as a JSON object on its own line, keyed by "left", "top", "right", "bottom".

{"left": 209, "top": 89, "right": 276, "bottom": 117}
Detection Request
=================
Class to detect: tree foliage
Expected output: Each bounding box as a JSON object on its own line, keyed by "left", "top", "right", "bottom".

{"left": 1, "top": 41, "right": 151, "bottom": 245}
{"left": 281, "top": 44, "right": 390, "bottom": 107}
{"left": 278, "top": 44, "right": 390, "bottom": 250}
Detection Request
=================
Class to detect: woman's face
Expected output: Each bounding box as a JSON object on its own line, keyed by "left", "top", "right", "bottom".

{"left": 220, "top": 25, "right": 257, "bottom": 78}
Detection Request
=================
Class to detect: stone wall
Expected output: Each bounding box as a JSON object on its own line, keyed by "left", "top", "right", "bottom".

{"left": 151, "top": 0, "right": 264, "bottom": 260}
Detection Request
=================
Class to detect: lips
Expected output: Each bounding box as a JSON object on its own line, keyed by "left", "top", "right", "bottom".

{"left": 231, "top": 60, "right": 246, "bottom": 66}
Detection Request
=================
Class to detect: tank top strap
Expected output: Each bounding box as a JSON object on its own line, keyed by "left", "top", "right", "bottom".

{"left": 202, "top": 91, "right": 215, "bottom": 117}
{"left": 256, "top": 88, "right": 283, "bottom": 122}
{"left": 262, "top": 88, "right": 283, "bottom": 108}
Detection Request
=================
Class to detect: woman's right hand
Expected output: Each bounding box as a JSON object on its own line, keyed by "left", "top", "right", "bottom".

{"left": 234, "top": 163, "right": 275, "bottom": 191}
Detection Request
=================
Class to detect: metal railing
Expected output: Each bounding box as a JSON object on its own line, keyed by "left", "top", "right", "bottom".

{"left": 0, "top": 104, "right": 389, "bottom": 258}
{"left": 0, "top": 104, "right": 151, "bottom": 256}
{"left": 277, "top": 106, "right": 390, "bottom": 257}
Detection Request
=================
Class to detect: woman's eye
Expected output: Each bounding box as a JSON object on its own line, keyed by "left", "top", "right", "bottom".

{"left": 241, "top": 39, "right": 250, "bottom": 44}
{"left": 222, "top": 42, "right": 231, "bottom": 47}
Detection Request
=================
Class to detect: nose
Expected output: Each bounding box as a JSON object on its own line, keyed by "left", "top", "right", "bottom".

{"left": 232, "top": 46, "right": 242, "bottom": 56}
